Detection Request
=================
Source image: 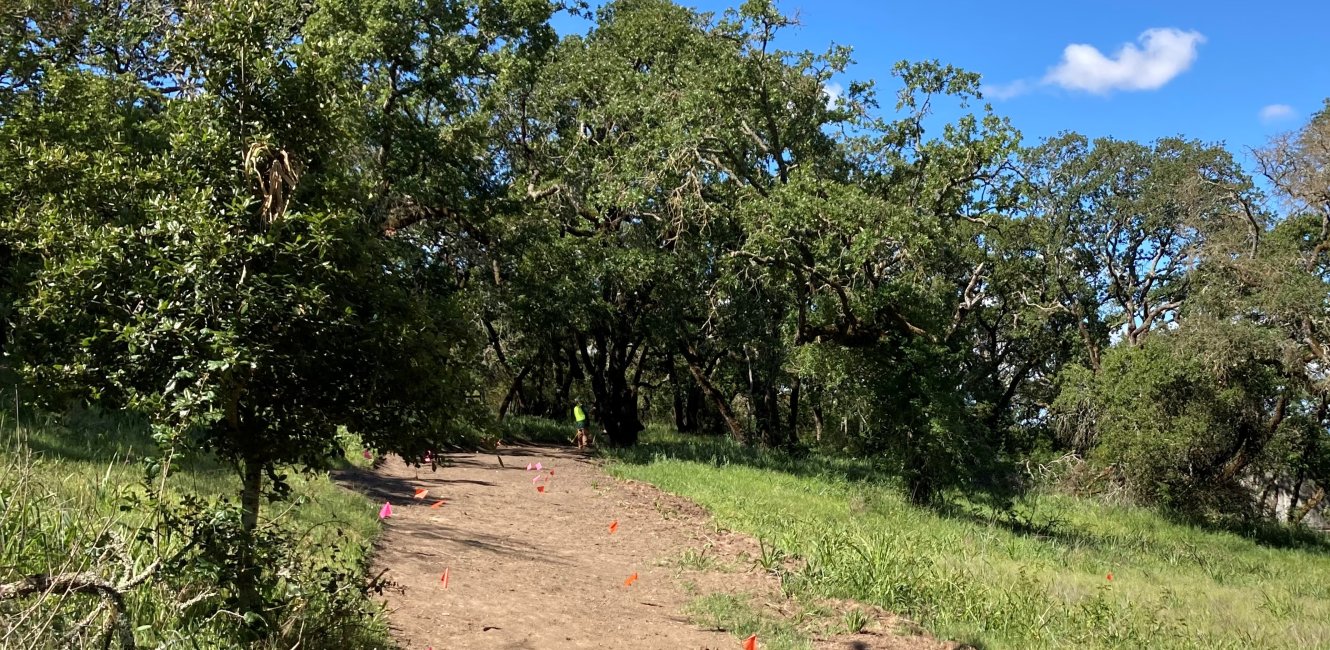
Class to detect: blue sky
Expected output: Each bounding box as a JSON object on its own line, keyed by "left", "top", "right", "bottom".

{"left": 556, "top": 0, "right": 1329, "bottom": 169}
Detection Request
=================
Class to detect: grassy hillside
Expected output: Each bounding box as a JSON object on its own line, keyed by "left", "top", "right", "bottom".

{"left": 0, "top": 406, "right": 391, "bottom": 649}
{"left": 608, "top": 430, "right": 1330, "bottom": 650}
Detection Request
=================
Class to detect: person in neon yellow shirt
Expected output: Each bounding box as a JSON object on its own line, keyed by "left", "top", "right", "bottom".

{"left": 573, "top": 400, "right": 591, "bottom": 449}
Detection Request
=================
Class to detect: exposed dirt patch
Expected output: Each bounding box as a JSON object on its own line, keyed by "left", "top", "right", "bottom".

{"left": 336, "top": 445, "right": 955, "bottom": 649}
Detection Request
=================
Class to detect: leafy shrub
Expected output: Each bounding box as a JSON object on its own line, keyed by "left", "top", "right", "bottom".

{"left": 1051, "top": 325, "right": 1289, "bottom": 516}
{"left": 0, "top": 410, "right": 389, "bottom": 649}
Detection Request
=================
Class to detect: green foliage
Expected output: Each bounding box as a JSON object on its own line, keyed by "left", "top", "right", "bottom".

{"left": 1052, "top": 324, "right": 1289, "bottom": 513}
{"left": 4, "top": 0, "right": 1330, "bottom": 639}
{"left": 0, "top": 0, "right": 557, "bottom": 630}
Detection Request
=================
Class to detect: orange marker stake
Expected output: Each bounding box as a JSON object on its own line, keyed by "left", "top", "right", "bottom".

{"left": 743, "top": 634, "right": 757, "bottom": 650}
{"left": 623, "top": 572, "right": 638, "bottom": 587}
{"left": 431, "top": 500, "right": 445, "bottom": 509}
{"left": 414, "top": 488, "right": 428, "bottom": 499}
{"left": 441, "top": 568, "right": 450, "bottom": 589}
{"left": 609, "top": 520, "right": 619, "bottom": 534}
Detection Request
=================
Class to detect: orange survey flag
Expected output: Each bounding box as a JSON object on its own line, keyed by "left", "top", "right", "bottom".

{"left": 536, "top": 485, "right": 546, "bottom": 494}
{"left": 623, "top": 572, "right": 638, "bottom": 587}
{"left": 414, "top": 488, "right": 428, "bottom": 499}
{"left": 609, "top": 520, "right": 619, "bottom": 534}
{"left": 431, "top": 500, "right": 445, "bottom": 509}
{"left": 743, "top": 634, "right": 757, "bottom": 650}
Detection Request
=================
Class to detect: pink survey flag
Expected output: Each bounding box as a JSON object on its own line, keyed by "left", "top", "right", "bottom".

{"left": 362, "top": 449, "right": 372, "bottom": 460}
{"left": 526, "top": 463, "right": 534, "bottom": 471}
{"left": 535, "top": 462, "right": 543, "bottom": 471}
{"left": 379, "top": 501, "right": 393, "bottom": 519}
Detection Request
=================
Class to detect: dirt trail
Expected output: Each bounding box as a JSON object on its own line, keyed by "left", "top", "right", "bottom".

{"left": 336, "top": 445, "right": 952, "bottom": 650}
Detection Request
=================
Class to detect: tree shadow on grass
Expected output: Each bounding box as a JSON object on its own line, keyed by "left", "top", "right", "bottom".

{"left": 607, "top": 428, "right": 1330, "bottom": 556}
{"left": 5, "top": 403, "right": 229, "bottom": 474}
{"left": 3, "top": 403, "right": 153, "bottom": 463}
{"left": 607, "top": 430, "right": 890, "bottom": 486}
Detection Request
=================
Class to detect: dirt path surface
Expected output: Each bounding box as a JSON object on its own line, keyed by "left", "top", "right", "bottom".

{"left": 336, "top": 445, "right": 953, "bottom": 650}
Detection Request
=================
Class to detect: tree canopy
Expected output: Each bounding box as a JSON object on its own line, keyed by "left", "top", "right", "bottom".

{"left": 3, "top": 0, "right": 1329, "bottom": 635}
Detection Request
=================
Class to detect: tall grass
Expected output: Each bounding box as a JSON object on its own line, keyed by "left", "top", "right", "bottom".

{"left": 0, "top": 406, "right": 391, "bottom": 649}
{"left": 607, "top": 430, "right": 1330, "bottom": 649}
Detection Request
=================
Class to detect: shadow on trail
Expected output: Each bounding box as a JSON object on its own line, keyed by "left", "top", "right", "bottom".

{"left": 331, "top": 457, "right": 576, "bottom": 567}
{"left": 332, "top": 464, "right": 453, "bottom": 504}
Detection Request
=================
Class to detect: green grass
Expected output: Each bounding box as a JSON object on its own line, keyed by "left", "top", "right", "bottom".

{"left": 0, "top": 405, "right": 391, "bottom": 649}
{"left": 607, "top": 430, "right": 1330, "bottom": 649}
{"left": 677, "top": 544, "right": 719, "bottom": 571}
{"left": 499, "top": 415, "right": 579, "bottom": 446}
{"left": 687, "top": 592, "right": 812, "bottom": 650}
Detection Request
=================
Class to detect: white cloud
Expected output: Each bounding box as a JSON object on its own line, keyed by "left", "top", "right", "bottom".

{"left": 1043, "top": 28, "right": 1204, "bottom": 94}
{"left": 981, "top": 80, "right": 1030, "bottom": 101}
{"left": 1259, "top": 103, "right": 1295, "bottom": 122}
{"left": 822, "top": 82, "right": 843, "bottom": 108}
{"left": 980, "top": 28, "right": 1203, "bottom": 100}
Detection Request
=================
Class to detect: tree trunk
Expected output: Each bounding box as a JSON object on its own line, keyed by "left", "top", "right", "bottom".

{"left": 577, "top": 332, "right": 643, "bottom": 447}
{"left": 1218, "top": 393, "right": 1289, "bottom": 482}
{"left": 745, "top": 346, "right": 785, "bottom": 448}
{"left": 606, "top": 352, "right": 643, "bottom": 446}
{"left": 681, "top": 343, "right": 744, "bottom": 442}
{"left": 668, "top": 357, "right": 688, "bottom": 432}
{"left": 906, "top": 468, "right": 935, "bottom": 506}
{"left": 788, "top": 375, "right": 801, "bottom": 443}
{"left": 812, "top": 398, "right": 824, "bottom": 444}
{"left": 238, "top": 456, "right": 263, "bottom": 613}
{"left": 598, "top": 371, "right": 642, "bottom": 447}
{"left": 498, "top": 363, "right": 532, "bottom": 421}
{"left": 1292, "top": 483, "right": 1324, "bottom": 523}
{"left": 685, "top": 383, "right": 703, "bottom": 433}
{"left": 481, "top": 315, "right": 510, "bottom": 370}
{"left": 1076, "top": 314, "right": 1102, "bottom": 373}
{"left": 755, "top": 381, "right": 782, "bottom": 448}
{"left": 788, "top": 280, "right": 807, "bottom": 445}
